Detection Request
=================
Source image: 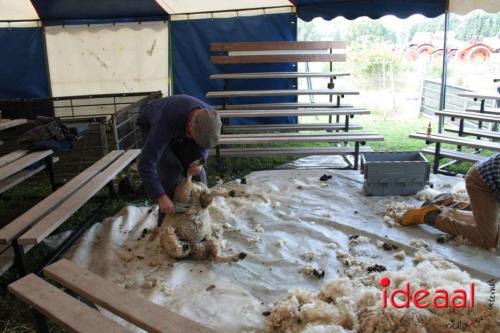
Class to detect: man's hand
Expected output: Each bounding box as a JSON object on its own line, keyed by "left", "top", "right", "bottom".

{"left": 158, "top": 194, "right": 175, "bottom": 214}
{"left": 187, "top": 160, "right": 202, "bottom": 177}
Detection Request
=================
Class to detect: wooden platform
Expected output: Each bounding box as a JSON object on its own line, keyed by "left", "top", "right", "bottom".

{"left": 207, "top": 89, "right": 359, "bottom": 99}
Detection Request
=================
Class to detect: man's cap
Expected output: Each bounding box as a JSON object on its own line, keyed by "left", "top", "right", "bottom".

{"left": 191, "top": 108, "right": 222, "bottom": 148}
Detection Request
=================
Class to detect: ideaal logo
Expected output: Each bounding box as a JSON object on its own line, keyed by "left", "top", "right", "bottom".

{"left": 379, "top": 276, "right": 475, "bottom": 309}
{"left": 379, "top": 276, "right": 496, "bottom": 331}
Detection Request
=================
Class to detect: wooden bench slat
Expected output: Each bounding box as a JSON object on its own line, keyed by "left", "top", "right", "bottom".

{"left": 211, "top": 41, "right": 346, "bottom": 51}
{"left": 0, "top": 150, "right": 53, "bottom": 182}
{"left": 436, "top": 110, "right": 500, "bottom": 122}
{"left": 465, "top": 107, "right": 500, "bottom": 114}
{"left": 215, "top": 103, "right": 354, "bottom": 110}
{"left": 445, "top": 127, "right": 500, "bottom": 140}
{"left": 218, "top": 133, "right": 383, "bottom": 145}
{"left": 0, "top": 150, "right": 29, "bottom": 168}
{"left": 211, "top": 54, "right": 346, "bottom": 64}
{"left": 0, "top": 157, "right": 59, "bottom": 195}
{"left": 44, "top": 259, "right": 215, "bottom": 333}
{"left": 218, "top": 108, "right": 368, "bottom": 118}
{"left": 410, "top": 133, "right": 500, "bottom": 151}
{"left": 421, "top": 147, "right": 487, "bottom": 163}
{"left": 18, "top": 149, "right": 140, "bottom": 245}
{"left": 0, "top": 119, "right": 27, "bottom": 131}
{"left": 209, "top": 146, "right": 373, "bottom": 157}
{"left": 210, "top": 72, "right": 350, "bottom": 79}
{"left": 223, "top": 123, "right": 362, "bottom": 133}
{"left": 8, "top": 274, "right": 130, "bottom": 333}
{"left": 0, "top": 150, "right": 125, "bottom": 245}
{"left": 207, "top": 89, "right": 358, "bottom": 98}
{"left": 458, "top": 92, "right": 500, "bottom": 101}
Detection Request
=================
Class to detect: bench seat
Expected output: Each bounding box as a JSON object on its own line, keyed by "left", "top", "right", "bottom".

{"left": 465, "top": 107, "right": 500, "bottom": 115}
{"left": 218, "top": 132, "right": 383, "bottom": 145}
{"left": 0, "top": 156, "right": 59, "bottom": 194}
{"left": 445, "top": 126, "right": 500, "bottom": 140}
{"left": 0, "top": 119, "right": 27, "bottom": 131}
{"left": 9, "top": 259, "right": 214, "bottom": 333}
{"left": 0, "top": 150, "right": 54, "bottom": 183}
{"left": 421, "top": 147, "right": 487, "bottom": 163}
{"left": 217, "top": 108, "right": 368, "bottom": 118}
{"left": 223, "top": 123, "right": 362, "bottom": 133}
{"left": 209, "top": 145, "right": 373, "bottom": 157}
{"left": 458, "top": 92, "right": 500, "bottom": 101}
{"left": 410, "top": 132, "right": 500, "bottom": 151}
{"left": 207, "top": 89, "right": 359, "bottom": 99}
{"left": 210, "top": 72, "right": 350, "bottom": 79}
{"left": 436, "top": 110, "right": 500, "bottom": 123}
{"left": 215, "top": 103, "right": 354, "bottom": 110}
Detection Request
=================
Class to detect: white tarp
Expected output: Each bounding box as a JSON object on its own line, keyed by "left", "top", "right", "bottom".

{"left": 62, "top": 163, "right": 499, "bottom": 332}
{"left": 45, "top": 22, "right": 169, "bottom": 97}
{"left": 449, "top": 0, "right": 500, "bottom": 15}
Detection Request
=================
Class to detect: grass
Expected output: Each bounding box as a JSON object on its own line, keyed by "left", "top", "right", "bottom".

{"left": 0, "top": 114, "right": 478, "bottom": 332}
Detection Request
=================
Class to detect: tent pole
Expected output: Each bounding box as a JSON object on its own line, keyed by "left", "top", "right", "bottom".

{"left": 438, "top": 4, "right": 450, "bottom": 133}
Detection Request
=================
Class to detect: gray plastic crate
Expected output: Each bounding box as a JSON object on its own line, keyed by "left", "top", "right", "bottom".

{"left": 361, "top": 151, "right": 430, "bottom": 196}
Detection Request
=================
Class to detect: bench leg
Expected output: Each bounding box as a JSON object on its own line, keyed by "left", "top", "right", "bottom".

{"left": 12, "top": 239, "right": 27, "bottom": 278}
{"left": 433, "top": 142, "right": 441, "bottom": 174}
{"left": 44, "top": 156, "right": 56, "bottom": 192}
{"left": 34, "top": 311, "right": 49, "bottom": 333}
{"left": 216, "top": 146, "right": 224, "bottom": 176}
{"left": 353, "top": 142, "right": 360, "bottom": 170}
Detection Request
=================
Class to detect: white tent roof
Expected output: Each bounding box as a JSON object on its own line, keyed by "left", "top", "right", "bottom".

{"left": 449, "top": 0, "right": 500, "bottom": 15}
{"left": 157, "top": 0, "right": 292, "bottom": 15}
{"left": 0, "top": 0, "right": 38, "bottom": 21}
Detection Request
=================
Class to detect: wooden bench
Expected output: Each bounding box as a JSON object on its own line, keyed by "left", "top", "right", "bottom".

{"left": 0, "top": 118, "right": 27, "bottom": 131}
{"left": 210, "top": 72, "right": 350, "bottom": 79}
{"left": 435, "top": 110, "right": 500, "bottom": 123}
{"left": 410, "top": 132, "right": 500, "bottom": 173}
{"left": 466, "top": 107, "right": 500, "bottom": 115}
{"left": 209, "top": 145, "right": 373, "bottom": 157}
{"left": 0, "top": 149, "right": 57, "bottom": 194}
{"left": 207, "top": 89, "right": 359, "bottom": 99}
{"left": 9, "top": 259, "right": 214, "bottom": 333}
{"left": 223, "top": 123, "right": 363, "bottom": 133}
{"left": 445, "top": 126, "right": 500, "bottom": 140}
{"left": 214, "top": 132, "right": 383, "bottom": 170}
{"left": 214, "top": 102, "right": 354, "bottom": 110}
{"left": 0, "top": 149, "right": 140, "bottom": 277}
{"left": 421, "top": 147, "right": 487, "bottom": 163}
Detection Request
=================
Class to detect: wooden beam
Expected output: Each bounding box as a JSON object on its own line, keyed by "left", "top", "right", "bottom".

{"left": 18, "top": 150, "right": 140, "bottom": 245}
{"left": 211, "top": 54, "right": 346, "bottom": 64}
{"left": 0, "top": 151, "right": 124, "bottom": 245}
{"left": 214, "top": 103, "right": 354, "bottom": 110}
{"left": 436, "top": 110, "right": 500, "bottom": 122}
{"left": 211, "top": 41, "right": 346, "bottom": 51}
{"left": 208, "top": 146, "right": 373, "bottom": 157}
{"left": 458, "top": 92, "right": 500, "bottom": 101}
{"left": 44, "top": 259, "right": 215, "bottom": 333}
{"left": 0, "top": 157, "right": 59, "bottom": 195}
{"left": 8, "top": 274, "right": 130, "bottom": 333}
{"left": 218, "top": 133, "right": 383, "bottom": 145}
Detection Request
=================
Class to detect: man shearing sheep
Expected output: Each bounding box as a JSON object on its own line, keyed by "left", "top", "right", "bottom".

{"left": 137, "top": 94, "right": 222, "bottom": 225}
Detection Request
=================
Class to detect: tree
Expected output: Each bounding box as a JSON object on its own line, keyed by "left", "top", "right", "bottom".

{"left": 407, "top": 15, "right": 461, "bottom": 42}
{"left": 345, "top": 19, "right": 397, "bottom": 45}
{"left": 455, "top": 12, "right": 500, "bottom": 41}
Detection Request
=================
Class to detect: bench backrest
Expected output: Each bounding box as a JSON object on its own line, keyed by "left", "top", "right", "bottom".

{"left": 211, "top": 41, "right": 346, "bottom": 64}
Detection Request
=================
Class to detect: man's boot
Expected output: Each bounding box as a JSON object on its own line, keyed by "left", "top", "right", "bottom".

{"left": 401, "top": 205, "right": 441, "bottom": 226}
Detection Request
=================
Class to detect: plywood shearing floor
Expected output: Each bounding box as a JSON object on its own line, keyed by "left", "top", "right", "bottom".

{"left": 60, "top": 166, "right": 499, "bottom": 332}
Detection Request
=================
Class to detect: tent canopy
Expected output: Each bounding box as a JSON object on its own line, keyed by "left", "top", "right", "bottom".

{"left": 1, "top": 0, "right": 498, "bottom": 23}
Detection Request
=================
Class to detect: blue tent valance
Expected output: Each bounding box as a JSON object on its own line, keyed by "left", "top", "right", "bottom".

{"left": 31, "top": 0, "right": 166, "bottom": 25}
{"left": 292, "top": 0, "right": 447, "bottom": 21}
